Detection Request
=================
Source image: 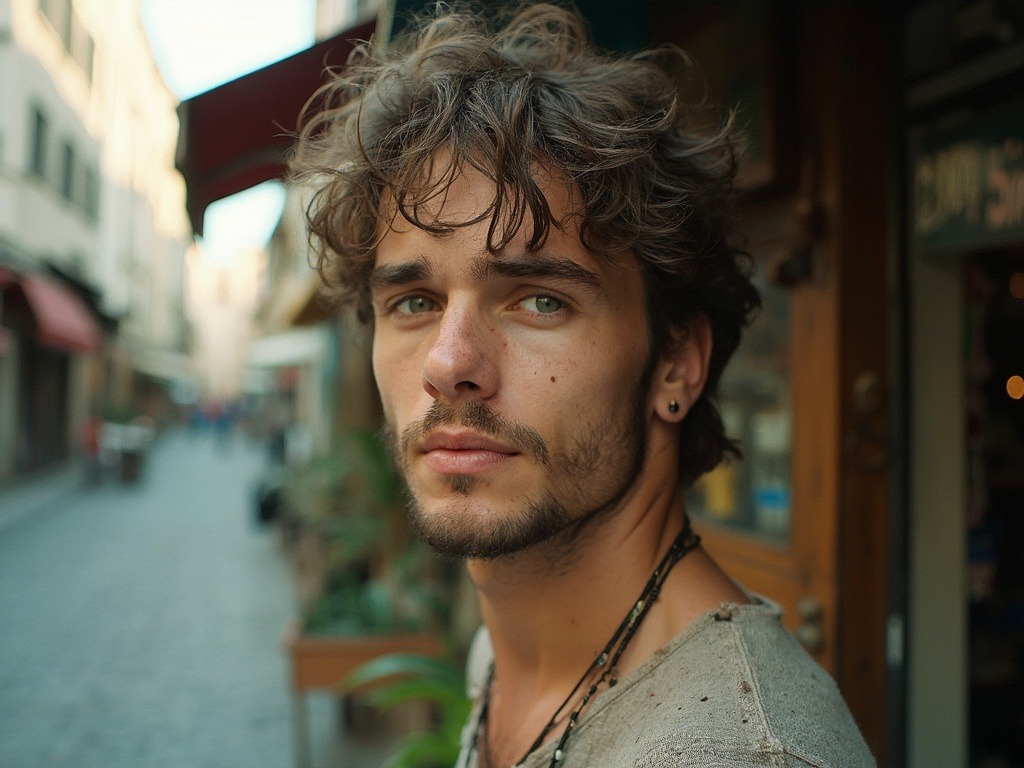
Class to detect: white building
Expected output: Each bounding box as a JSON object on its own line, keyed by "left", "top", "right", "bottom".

{"left": 0, "top": 0, "right": 190, "bottom": 483}
{"left": 186, "top": 242, "right": 264, "bottom": 404}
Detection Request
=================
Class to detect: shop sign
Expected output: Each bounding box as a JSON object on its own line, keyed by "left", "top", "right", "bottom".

{"left": 913, "top": 100, "right": 1024, "bottom": 254}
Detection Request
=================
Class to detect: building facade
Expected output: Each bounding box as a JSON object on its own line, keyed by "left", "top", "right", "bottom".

{"left": 0, "top": 0, "right": 190, "bottom": 483}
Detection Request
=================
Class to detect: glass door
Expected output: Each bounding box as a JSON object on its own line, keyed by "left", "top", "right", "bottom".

{"left": 964, "top": 248, "right": 1024, "bottom": 767}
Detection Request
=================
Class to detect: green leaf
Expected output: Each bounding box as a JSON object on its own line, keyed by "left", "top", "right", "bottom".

{"left": 341, "top": 653, "right": 465, "bottom": 693}
{"left": 365, "top": 678, "right": 465, "bottom": 709}
{"left": 383, "top": 732, "right": 462, "bottom": 768}
{"left": 438, "top": 698, "right": 474, "bottom": 740}
{"left": 341, "top": 652, "right": 471, "bottom": 767}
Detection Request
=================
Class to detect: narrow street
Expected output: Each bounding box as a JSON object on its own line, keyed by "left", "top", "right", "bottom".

{"left": 0, "top": 429, "right": 317, "bottom": 768}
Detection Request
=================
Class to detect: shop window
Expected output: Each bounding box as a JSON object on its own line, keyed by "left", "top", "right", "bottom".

{"left": 28, "top": 106, "right": 49, "bottom": 180}
{"left": 965, "top": 248, "right": 1024, "bottom": 767}
{"left": 687, "top": 259, "right": 793, "bottom": 543}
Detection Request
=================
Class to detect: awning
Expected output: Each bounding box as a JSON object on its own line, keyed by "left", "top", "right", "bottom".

{"left": 247, "top": 326, "right": 327, "bottom": 369}
{"left": 45, "top": 262, "right": 122, "bottom": 335}
{"left": 175, "top": 19, "right": 377, "bottom": 235}
{"left": 0, "top": 268, "right": 102, "bottom": 354}
{"left": 257, "top": 271, "right": 337, "bottom": 332}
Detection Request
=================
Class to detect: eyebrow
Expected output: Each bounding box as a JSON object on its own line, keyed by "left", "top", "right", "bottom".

{"left": 368, "top": 252, "right": 606, "bottom": 295}
{"left": 472, "top": 254, "right": 605, "bottom": 294}
{"left": 369, "top": 258, "right": 432, "bottom": 290}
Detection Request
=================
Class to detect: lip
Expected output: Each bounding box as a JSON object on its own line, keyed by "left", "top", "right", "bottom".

{"left": 419, "top": 430, "right": 518, "bottom": 454}
{"left": 418, "top": 430, "right": 518, "bottom": 475}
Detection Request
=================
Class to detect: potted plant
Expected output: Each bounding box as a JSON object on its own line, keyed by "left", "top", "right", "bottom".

{"left": 279, "top": 428, "right": 455, "bottom": 763}
{"left": 340, "top": 652, "right": 472, "bottom": 768}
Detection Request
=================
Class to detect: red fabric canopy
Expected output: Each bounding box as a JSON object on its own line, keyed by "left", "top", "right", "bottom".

{"left": 176, "top": 19, "right": 377, "bottom": 235}
{"left": 0, "top": 268, "right": 102, "bottom": 354}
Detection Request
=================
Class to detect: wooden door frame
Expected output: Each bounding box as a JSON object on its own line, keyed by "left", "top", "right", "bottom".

{"left": 696, "top": 6, "right": 897, "bottom": 765}
{"left": 703, "top": 6, "right": 894, "bottom": 762}
{"left": 819, "top": 6, "right": 894, "bottom": 763}
{"left": 708, "top": 7, "right": 892, "bottom": 765}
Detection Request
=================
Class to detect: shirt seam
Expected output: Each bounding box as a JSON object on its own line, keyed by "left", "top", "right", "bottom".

{"left": 728, "top": 618, "right": 789, "bottom": 764}
{"left": 784, "top": 748, "right": 833, "bottom": 767}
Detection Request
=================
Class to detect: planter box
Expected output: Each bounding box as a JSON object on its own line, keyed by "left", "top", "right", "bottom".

{"left": 283, "top": 624, "right": 444, "bottom": 692}
{"left": 282, "top": 624, "right": 445, "bottom": 768}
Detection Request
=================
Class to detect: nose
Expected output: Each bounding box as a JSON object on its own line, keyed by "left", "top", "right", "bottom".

{"left": 421, "top": 304, "right": 499, "bottom": 401}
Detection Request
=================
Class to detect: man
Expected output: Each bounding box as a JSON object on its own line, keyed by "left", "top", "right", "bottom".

{"left": 292, "top": 4, "right": 875, "bottom": 766}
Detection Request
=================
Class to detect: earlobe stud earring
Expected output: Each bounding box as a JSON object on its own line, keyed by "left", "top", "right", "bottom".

{"left": 668, "top": 400, "right": 680, "bottom": 414}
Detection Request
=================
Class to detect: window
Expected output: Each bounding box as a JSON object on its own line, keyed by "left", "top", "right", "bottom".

{"left": 61, "top": 0, "right": 73, "bottom": 51}
{"left": 38, "top": 0, "right": 93, "bottom": 79}
{"left": 82, "top": 165, "right": 99, "bottom": 222}
{"left": 37, "top": 0, "right": 60, "bottom": 31}
{"left": 28, "top": 106, "right": 49, "bottom": 179}
{"left": 69, "top": 9, "right": 93, "bottom": 79}
{"left": 81, "top": 34, "right": 94, "bottom": 81}
{"left": 60, "top": 140, "right": 75, "bottom": 202}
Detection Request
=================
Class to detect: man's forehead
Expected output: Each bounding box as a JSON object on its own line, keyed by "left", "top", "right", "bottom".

{"left": 369, "top": 155, "right": 629, "bottom": 283}
{"left": 374, "top": 152, "right": 582, "bottom": 236}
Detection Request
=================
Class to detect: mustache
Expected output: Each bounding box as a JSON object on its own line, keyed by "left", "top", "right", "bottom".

{"left": 400, "top": 400, "right": 549, "bottom": 465}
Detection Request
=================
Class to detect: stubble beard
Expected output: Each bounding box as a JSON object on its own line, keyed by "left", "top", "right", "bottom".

{"left": 386, "top": 378, "right": 649, "bottom": 561}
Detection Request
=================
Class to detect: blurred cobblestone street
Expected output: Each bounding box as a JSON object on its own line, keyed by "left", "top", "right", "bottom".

{"left": 0, "top": 430, "right": 343, "bottom": 768}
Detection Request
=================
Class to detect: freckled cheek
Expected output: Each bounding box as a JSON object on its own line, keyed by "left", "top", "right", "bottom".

{"left": 515, "top": 357, "right": 587, "bottom": 419}
{"left": 544, "top": 350, "right": 636, "bottom": 414}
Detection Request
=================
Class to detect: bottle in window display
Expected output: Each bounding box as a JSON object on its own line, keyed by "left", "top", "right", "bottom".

{"left": 750, "top": 407, "right": 792, "bottom": 538}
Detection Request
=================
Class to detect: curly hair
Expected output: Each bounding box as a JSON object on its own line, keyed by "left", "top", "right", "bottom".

{"left": 290, "top": 2, "right": 760, "bottom": 487}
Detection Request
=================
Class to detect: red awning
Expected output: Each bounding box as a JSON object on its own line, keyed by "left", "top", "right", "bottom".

{"left": 0, "top": 268, "right": 102, "bottom": 354}
{"left": 176, "top": 19, "right": 378, "bottom": 235}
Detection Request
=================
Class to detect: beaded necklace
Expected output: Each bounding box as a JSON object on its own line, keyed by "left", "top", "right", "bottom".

{"left": 465, "top": 520, "right": 701, "bottom": 768}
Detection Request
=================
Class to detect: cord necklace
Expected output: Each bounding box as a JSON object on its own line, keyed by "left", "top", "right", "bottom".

{"left": 468, "top": 519, "right": 701, "bottom": 768}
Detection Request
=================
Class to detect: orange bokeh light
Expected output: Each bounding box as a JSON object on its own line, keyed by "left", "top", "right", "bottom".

{"left": 1010, "top": 272, "right": 1024, "bottom": 300}
{"left": 1008, "top": 375, "right": 1024, "bottom": 400}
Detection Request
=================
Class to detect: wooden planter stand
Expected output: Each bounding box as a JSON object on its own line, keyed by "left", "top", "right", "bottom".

{"left": 283, "top": 624, "right": 444, "bottom": 768}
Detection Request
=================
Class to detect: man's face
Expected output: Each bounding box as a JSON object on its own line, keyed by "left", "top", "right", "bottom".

{"left": 370, "top": 163, "right": 654, "bottom": 560}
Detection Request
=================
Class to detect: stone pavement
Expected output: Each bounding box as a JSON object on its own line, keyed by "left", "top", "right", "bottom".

{"left": 0, "top": 429, "right": 397, "bottom": 768}
{"left": 0, "top": 461, "right": 80, "bottom": 534}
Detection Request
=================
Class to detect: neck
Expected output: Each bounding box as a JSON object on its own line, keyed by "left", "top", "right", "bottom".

{"left": 467, "top": 429, "right": 750, "bottom": 767}
{"left": 469, "top": 476, "right": 684, "bottom": 694}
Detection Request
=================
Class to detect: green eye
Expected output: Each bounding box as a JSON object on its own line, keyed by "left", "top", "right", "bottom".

{"left": 397, "top": 296, "right": 436, "bottom": 314}
{"left": 525, "top": 295, "right": 564, "bottom": 314}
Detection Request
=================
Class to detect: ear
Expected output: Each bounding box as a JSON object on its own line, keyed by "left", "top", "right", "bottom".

{"left": 650, "top": 316, "right": 712, "bottom": 424}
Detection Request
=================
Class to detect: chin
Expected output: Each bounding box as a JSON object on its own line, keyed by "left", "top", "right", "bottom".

{"left": 406, "top": 490, "right": 575, "bottom": 560}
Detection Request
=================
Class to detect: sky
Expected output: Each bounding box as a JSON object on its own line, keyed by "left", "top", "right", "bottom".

{"left": 141, "top": 0, "right": 316, "bottom": 264}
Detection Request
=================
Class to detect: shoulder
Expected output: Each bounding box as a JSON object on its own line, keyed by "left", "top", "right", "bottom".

{"left": 715, "top": 598, "right": 875, "bottom": 767}
{"left": 569, "top": 597, "right": 877, "bottom": 768}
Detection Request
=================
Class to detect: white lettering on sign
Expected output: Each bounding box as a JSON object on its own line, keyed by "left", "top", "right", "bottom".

{"left": 986, "top": 139, "right": 1024, "bottom": 229}
{"left": 914, "top": 141, "right": 983, "bottom": 235}
{"left": 915, "top": 136, "right": 1024, "bottom": 240}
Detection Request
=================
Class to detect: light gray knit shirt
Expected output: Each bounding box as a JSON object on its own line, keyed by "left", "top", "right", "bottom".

{"left": 456, "top": 596, "right": 876, "bottom": 768}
